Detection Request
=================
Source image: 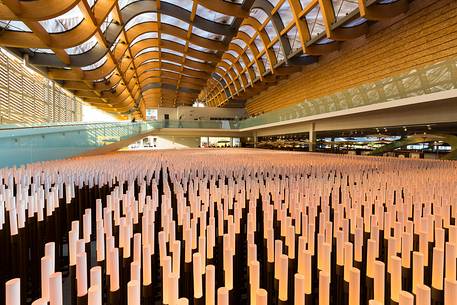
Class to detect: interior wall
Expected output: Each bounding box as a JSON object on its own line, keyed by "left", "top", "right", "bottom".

{"left": 155, "top": 106, "right": 247, "bottom": 121}
{"left": 176, "top": 106, "right": 247, "bottom": 120}
{"left": 132, "top": 136, "right": 201, "bottom": 149}
{"left": 245, "top": 0, "right": 457, "bottom": 115}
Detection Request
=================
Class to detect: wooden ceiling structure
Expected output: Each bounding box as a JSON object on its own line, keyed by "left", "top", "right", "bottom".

{"left": 0, "top": 0, "right": 411, "bottom": 117}
{"left": 0, "top": 0, "right": 255, "bottom": 116}
{"left": 199, "top": 0, "right": 412, "bottom": 108}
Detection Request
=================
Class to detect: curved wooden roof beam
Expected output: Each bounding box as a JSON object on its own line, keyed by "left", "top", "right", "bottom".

{"left": 0, "top": 0, "right": 79, "bottom": 21}
{"left": 229, "top": 44, "right": 256, "bottom": 85}
{"left": 217, "top": 62, "right": 241, "bottom": 94}
{"left": 0, "top": 0, "right": 412, "bottom": 112}
{"left": 217, "top": 61, "right": 244, "bottom": 92}
{"left": 46, "top": 38, "right": 217, "bottom": 83}
{"left": 0, "top": 0, "right": 112, "bottom": 49}
{"left": 220, "top": 53, "right": 249, "bottom": 88}
{"left": 242, "top": 18, "right": 277, "bottom": 72}
{"left": 215, "top": 66, "right": 240, "bottom": 97}
{"left": 211, "top": 32, "right": 266, "bottom": 98}
{"left": 252, "top": 0, "right": 292, "bottom": 58}
{"left": 0, "top": 0, "right": 232, "bottom": 49}
{"left": 236, "top": 31, "right": 266, "bottom": 79}
{"left": 127, "top": 23, "right": 227, "bottom": 51}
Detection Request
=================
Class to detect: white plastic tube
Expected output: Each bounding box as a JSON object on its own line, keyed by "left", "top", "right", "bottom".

{"left": 206, "top": 265, "right": 215, "bottom": 305}
{"left": 373, "top": 261, "right": 385, "bottom": 304}
{"left": 127, "top": 280, "right": 140, "bottom": 305}
{"left": 294, "top": 274, "right": 305, "bottom": 305}
{"left": 319, "top": 271, "right": 330, "bottom": 305}
{"left": 349, "top": 268, "right": 360, "bottom": 305}
{"left": 6, "top": 278, "right": 21, "bottom": 305}
{"left": 49, "top": 272, "right": 63, "bottom": 305}
{"left": 217, "top": 287, "right": 228, "bottom": 305}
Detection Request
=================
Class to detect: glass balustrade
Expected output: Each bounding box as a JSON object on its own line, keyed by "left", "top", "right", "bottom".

{"left": 0, "top": 120, "right": 241, "bottom": 167}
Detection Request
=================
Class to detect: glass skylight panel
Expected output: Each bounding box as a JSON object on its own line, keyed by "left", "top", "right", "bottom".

{"left": 39, "top": 6, "right": 84, "bottom": 33}
{"left": 226, "top": 50, "right": 239, "bottom": 59}
{"left": 162, "top": 60, "right": 181, "bottom": 67}
{"left": 161, "top": 33, "right": 187, "bottom": 45}
{"left": 161, "top": 15, "right": 189, "bottom": 31}
{"left": 245, "top": 48, "right": 254, "bottom": 62}
{"left": 111, "top": 36, "right": 121, "bottom": 51}
{"left": 164, "top": 69, "right": 195, "bottom": 78}
{"left": 196, "top": 5, "right": 235, "bottom": 25}
{"left": 267, "top": 0, "right": 281, "bottom": 6}
{"left": 141, "top": 59, "right": 159, "bottom": 65}
{"left": 253, "top": 37, "right": 264, "bottom": 52}
{"left": 261, "top": 54, "right": 270, "bottom": 71}
{"left": 191, "top": 27, "right": 225, "bottom": 41}
{"left": 81, "top": 56, "right": 108, "bottom": 71}
{"left": 300, "top": 0, "right": 314, "bottom": 9}
{"left": 239, "top": 25, "right": 256, "bottom": 37}
{"left": 250, "top": 9, "right": 268, "bottom": 24}
{"left": 273, "top": 41, "right": 284, "bottom": 62}
{"left": 277, "top": 2, "right": 293, "bottom": 26}
{"left": 253, "top": 64, "right": 260, "bottom": 77}
{"left": 119, "top": 0, "right": 140, "bottom": 9}
{"left": 65, "top": 36, "right": 97, "bottom": 55}
{"left": 131, "top": 33, "right": 158, "bottom": 46}
{"left": 226, "top": 72, "right": 235, "bottom": 86}
{"left": 287, "top": 26, "right": 301, "bottom": 50}
{"left": 125, "top": 13, "right": 157, "bottom": 31}
{"left": 135, "top": 47, "right": 159, "bottom": 58}
{"left": 185, "top": 55, "right": 206, "bottom": 63}
{"left": 264, "top": 21, "right": 276, "bottom": 41}
{"left": 183, "top": 64, "right": 203, "bottom": 72}
{"left": 0, "top": 20, "right": 32, "bottom": 32}
{"left": 188, "top": 43, "right": 212, "bottom": 53}
{"left": 212, "top": 71, "right": 224, "bottom": 81}
{"left": 31, "top": 48, "right": 55, "bottom": 54}
{"left": 161, "top": 48, "right": 184, "bottom": 57}
{"left": 161, "top": 0, "right": 194, "bottom": 11}
{"left": 232, "top": 39, "right": 247, "bottom": 49}
{"left": 332, "top": 0, "right": 359, "bottom": 21}
{"left": 239, "top": 60, "right": 248, "bottom": 73}
{"left": 222, "top": 58, "right": 233, "bottom": 66}
{"left": 100, "top": 13, "right": 114, "bottom": 33}
{"left": 244, "top": 71, "right": 250, "bottom": 82}
{"left": 306, "top": 5, "right": 325, "bottom": 39}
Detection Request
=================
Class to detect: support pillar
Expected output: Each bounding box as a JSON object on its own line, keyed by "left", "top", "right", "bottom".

{"left": 253, "top": 132, "right": 258, "bottom": 148}
{"left": 309, "top": 123, "right": 316, "bottom": 152}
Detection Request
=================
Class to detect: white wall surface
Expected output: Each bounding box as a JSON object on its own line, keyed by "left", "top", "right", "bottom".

{"left": 129, "top": 136, "right": 201, "bottom": 150}
{"left": 154, "top": 106, "right": 247, "bottom": 121}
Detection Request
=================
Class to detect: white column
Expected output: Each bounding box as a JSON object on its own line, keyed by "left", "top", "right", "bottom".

{"left": 309, "top": 123, "right": 316, "bottom": 152}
